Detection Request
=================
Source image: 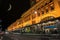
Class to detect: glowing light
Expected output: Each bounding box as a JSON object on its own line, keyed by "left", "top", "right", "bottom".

{"left": 55, "top": 20, "right": 59, "bottom": 22}
{"left": 54, "top": 28, "right": 57, "bottom": 30}
{"left": 37, "top": 24, "right": 40, "bottom": 26}
{"left": 34, "top": 11, "right": 37, "bottom": 14}
{"left": 42, "top": 23, "right": 46, "bottom": 25}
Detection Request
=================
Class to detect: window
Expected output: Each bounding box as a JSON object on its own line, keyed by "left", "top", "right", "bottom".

{"left": 46, "top": 9, "right": 48, "bottom": 13}
{"left": 50, "top": 4, "right": 54, "bottom": 11}
{"left": 37, "top": 12, "right": 40, "bottom": 16}
{"left": 24, "top": 15, "right": 30, "bottom": 22}
{"left": 25, "top": 17, "right": 30, "bottom": 22}
{"left": 37, "top": 8, "right": 40, "bottom": 16}
{"left": 42, "top": 11, "right": 44, "bottom": 14}
{"left": 32, "top": 14, "right": 36, "bottom": 19}
{"left": 45, "top": 3, "right": 48, "bottom": 6}
{"left": 58, "top": 0, "right": 60, "bottom": 6}
{"left": 41, "top": 6, "right": 44, "bottom": 8}
{"left": 32, "top": 21, "right": 35, "bottom": 24}
{"left": 49, "top": 0, "right": 53, "bottom": 3}
{"left": 51, "top": 6, "right": 54, "bottom": 10}
{"left": 37, "top": 8, "right": 40, "bottom": 10}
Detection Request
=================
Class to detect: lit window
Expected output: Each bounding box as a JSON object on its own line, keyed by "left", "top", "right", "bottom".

{"left": 41, "top": 6, "right": 44, "bottom": 8}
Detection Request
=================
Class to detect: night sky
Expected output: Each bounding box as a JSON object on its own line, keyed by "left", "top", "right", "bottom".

{"left": 0, "top": 0, "right": 30, "bottom": 31}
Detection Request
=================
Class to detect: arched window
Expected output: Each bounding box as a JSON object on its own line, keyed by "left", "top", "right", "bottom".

{"left": 46, "top": 7, "right": 49, "bottom": 13}
{"left": 42, "top": 11, "right": 44, "bottom": 14}
{"left": 41, "top": 8, "right": 44, "bottom": 15}
{"left": 50, "top": 4, "right": 54, "bottom": 11}
{"left": 37, "top": 8, "right": 40, "bottom": 16}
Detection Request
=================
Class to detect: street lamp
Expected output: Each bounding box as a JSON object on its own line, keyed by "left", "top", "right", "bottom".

{"left": 34, "top": 11, "right": 37, "bottom": 14}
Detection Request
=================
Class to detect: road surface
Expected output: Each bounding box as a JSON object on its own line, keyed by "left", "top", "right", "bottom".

{"left": 0, "top": 33, "right": 60, "bottom": 40}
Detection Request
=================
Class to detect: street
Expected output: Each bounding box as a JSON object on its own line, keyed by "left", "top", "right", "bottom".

{"left": 0, "top": 33, "right": 60, "bottom": 40}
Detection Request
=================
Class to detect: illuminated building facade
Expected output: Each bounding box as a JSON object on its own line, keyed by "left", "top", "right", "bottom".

{"left": 7, "top": 0, "right": 60, "bottom": 32}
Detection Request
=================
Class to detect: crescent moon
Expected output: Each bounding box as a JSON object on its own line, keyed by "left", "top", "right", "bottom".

{"left": 8, "top": 4, "right": 12, "bottom": 11}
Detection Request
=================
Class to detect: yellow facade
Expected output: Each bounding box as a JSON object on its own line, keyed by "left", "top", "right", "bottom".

{"left": 7, "top": 0, "right": 60, "bottom": 31}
